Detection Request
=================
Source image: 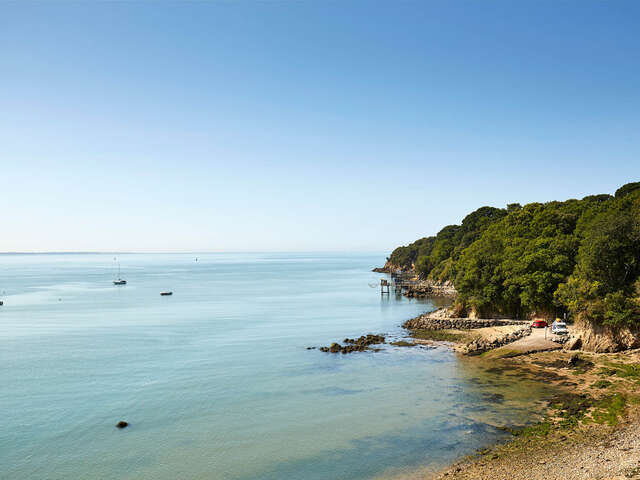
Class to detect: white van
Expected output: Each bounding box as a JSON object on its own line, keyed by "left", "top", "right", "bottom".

{"left": 552, "top": 321, "right": 568, "bottom": 335}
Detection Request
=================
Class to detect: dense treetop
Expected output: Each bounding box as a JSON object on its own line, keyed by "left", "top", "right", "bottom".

{"left": 386, "top": 183, "right": 640, "bottom": 326}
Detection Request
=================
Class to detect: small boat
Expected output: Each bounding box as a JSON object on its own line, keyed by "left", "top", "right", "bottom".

{"left": 160, "top": 291, "right": 173, "bottom": 296}
{"left": 0, "top": 300, "right": 3, "bottom": 306}
{"left": 113, "top": 260, "right": 127, "bottom": 285}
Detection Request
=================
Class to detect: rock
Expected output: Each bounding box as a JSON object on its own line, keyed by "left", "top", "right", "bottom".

{"left": 321, "top": 334, "right": 386, "bottom": 354}
{"left": 571, "top": 318, "right": 640, "bottom": 352}
{"left": 116, "top": 421, "right": 128, "bottom": 429}
{"left": 564, "top": 336, "right": 582, "bottom": 351}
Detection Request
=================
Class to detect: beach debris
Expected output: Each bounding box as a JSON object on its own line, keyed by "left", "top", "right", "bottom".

{"left": 116, "top": 421, "right": 129, "bottom": 429}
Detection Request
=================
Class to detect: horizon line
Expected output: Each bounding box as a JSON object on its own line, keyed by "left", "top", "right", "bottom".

{"left": 0, "top": 249, "right": 389, "bottom": 255}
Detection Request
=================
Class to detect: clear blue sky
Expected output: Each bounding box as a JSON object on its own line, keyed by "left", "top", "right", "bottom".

{"left": 2, "top": 1, "right": 639, "bottom": 252}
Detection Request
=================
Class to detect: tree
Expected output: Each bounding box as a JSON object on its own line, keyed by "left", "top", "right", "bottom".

{"left": 387, "top": 182, "right": 640, "bottom": 326}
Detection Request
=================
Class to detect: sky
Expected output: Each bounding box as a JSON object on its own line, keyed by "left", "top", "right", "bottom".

{"left": 2, "top": 1, "right": 640, "bottom": 253}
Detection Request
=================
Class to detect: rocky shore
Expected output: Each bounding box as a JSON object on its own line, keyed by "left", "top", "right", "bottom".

{"left": 308, "top": 300, "right": 640, "bottom": 479}
{"left": 401, "top": 307, "right": 536, "bottom": 355}
{"left": 428, "top": 348, "right": 640, "bottom": 480}
{"left": 402, "top": 280, "right": 458, "bottom": 297}
{"left": 318, "top": 334, "right": 386, "bottom": 354}
{"left": 392, "top": 305, "right": 640, "bottom": 480}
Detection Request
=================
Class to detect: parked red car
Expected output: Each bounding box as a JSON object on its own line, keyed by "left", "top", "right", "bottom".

{"left": 531, "top": 320, "right": 548, "bottom": 328}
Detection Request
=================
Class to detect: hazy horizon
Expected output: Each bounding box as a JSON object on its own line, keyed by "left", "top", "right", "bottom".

{"left": 0, "top": 249, "right": 388, "bottom": 254}
{"left": 3, "top": 1, "right": 640, "bottom": 252}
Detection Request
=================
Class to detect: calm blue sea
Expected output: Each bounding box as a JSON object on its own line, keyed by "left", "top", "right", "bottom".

{"left": 1, "top": 253, "right": 552, "bottom": 480}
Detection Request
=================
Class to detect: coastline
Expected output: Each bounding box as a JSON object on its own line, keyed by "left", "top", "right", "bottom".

{"left": 399, "top": 317, "right": 640, "bottom": 479}
{"left": 370, "top": 256, "right": 640, "bottom": 479}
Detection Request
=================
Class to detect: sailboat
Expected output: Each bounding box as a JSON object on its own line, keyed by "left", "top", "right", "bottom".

{"left": 113, "top": 260, "right": 127, "bottom": 285}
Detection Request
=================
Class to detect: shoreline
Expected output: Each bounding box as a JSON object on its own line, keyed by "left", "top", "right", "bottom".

{"left": 403, "top": 323, "right": 640, "bottom": 479}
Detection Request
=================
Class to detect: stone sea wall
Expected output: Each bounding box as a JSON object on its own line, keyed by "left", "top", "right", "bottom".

{"left": 403, "top": 314, "right": 527, "bottom": 331}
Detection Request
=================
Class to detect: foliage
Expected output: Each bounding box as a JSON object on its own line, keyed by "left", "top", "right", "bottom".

{"left": 615, "top": 182, "right": 640, "bottom": 198}
{"left": 556, "top": 190, "right": 640, "bottom": 326}
{"left": 387, "top": 237, "right": 435, "bottom": 270}
{"left": 388, "top": 206, "right": 506, "bottom": 279}
{"left": 388, "top": 183, "right": 640, "bottom": 326}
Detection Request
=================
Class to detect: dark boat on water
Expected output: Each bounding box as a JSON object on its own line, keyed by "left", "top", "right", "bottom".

{"left": 160, "top": 291, "right": 173, "bottom": 296}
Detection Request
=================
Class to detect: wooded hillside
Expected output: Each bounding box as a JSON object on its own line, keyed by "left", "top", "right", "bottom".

{"left": 386, "top": 183, "right": 640, "bottom": 326}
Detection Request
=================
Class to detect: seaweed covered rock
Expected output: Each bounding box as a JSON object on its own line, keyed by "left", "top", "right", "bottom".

{"left": 319, "top": 334, "right": 386, "bottom": 354}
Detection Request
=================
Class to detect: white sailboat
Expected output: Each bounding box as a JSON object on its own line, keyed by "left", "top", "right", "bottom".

{"left": 113, "top": 259, "right": 127, "bottom": 285}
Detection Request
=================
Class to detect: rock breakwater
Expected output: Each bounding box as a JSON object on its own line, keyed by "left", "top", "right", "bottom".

{"left": 403, "top": 315, "right": 527, "bottom": 331}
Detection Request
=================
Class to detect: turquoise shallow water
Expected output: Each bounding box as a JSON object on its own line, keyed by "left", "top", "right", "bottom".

{"left": 1, "top": 253, "right": 552, "bottom": 479}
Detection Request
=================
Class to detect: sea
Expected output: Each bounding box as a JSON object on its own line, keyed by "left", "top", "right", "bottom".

{"left": 0, "top": 253, "right": 555, "bottom": 480}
